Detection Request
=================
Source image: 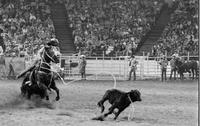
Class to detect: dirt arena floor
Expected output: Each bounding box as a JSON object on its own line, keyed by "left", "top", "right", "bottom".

{"left": 0, "top": 79, "right": 198, "bottom": 126}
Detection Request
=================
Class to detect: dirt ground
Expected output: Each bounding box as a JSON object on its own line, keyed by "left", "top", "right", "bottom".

{"left": 0, "top": 79, "right": 198, "bottom": 126}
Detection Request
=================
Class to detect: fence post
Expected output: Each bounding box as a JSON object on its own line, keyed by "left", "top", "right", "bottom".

{"left": 103, "top": 51, "right": 105, "bottom": 73}
{"left": 147, "top": 54, "right": 149, "bottom": 77}
{"left": 124, "top": 56, "right": 128, "bottom": 80}
{"left": 141, "top": 56, "right": 144, "bottom": 80}
{"left": 187, "top": 51, "right": 190, "bottom": 61}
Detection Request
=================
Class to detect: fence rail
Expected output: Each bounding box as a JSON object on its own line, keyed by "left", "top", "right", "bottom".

{"left": 60, "top": 55, "right": 199, "bottom": 80}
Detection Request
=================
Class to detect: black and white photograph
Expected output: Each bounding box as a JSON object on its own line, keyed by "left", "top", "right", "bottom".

{"left": 0, "top": 0, "right": 198, "bottom": 126}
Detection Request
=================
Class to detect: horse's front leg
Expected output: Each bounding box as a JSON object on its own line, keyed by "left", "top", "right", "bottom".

{"left": 50, "top": 80, "right": 60, "bottom": 101}
{"left": 39, "top": 83, "right": 49, "bottom": 100}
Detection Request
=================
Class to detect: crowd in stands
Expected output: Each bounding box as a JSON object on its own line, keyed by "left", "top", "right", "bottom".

{"left": 0, "top": 0, "right": 55, "bottom": 57}
{"left": 61, "top": 0, "right": 164, "bottom": 56}
{"left": 152, "top": 0, "right": 198, "bottom": 57}
{"left": 0, "top": 0, "right": 198, "bottom": 57}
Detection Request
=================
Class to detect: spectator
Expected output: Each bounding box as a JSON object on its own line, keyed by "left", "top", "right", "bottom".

{"left": 0, "top": 53, "right": 6, "bottom": 79}
{"left": 159, "top": 55, "right": 168, "bottom": 82}
{"left": 128, "top": 55, "right": 138, "bottom": 81}
{"left": 0, "top": 29, "right": 5, "bottom": 53}
{"left": 169, "top": 54, "right": 176, "bottom": 80}
{"left": 8, "top": 53, "right": 15, "bottom": 79}
{"left": 79, "top": 55, "right": 87, "bottom": 80}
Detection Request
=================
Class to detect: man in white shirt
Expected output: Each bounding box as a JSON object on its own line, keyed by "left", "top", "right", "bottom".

{"left": 128, "top": 55, "right": 138, "bottom": 81}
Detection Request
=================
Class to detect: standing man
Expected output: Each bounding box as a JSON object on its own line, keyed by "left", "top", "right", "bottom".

{"left": 159, "top": 55, "right": 168, "bottom": 82}
{"left": 0, "top": 52, "right": 6, "bottom": 80}
{"left": 8, "top": 53, "right": 15, "bottom": 79}
{"left": 169, "top": 54, "right": 176, "bottom": 80}
{"left": 79, "top": 55, "right": 87, "bottom": 80}
{"left": 128, "top": 55, "right": 138, "bottom": 81}
{"left": 0, "top": 29, "right": 5, "bottom": 53}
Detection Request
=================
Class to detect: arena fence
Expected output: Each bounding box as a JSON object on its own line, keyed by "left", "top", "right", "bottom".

{"left": 7, "top": 55, "right": 198, "bottom": 80}
{"left": 60, "top": 55, "right": 199, "bottom": 80}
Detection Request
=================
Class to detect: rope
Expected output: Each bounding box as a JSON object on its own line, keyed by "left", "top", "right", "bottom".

{"left": 64, "top": 72, "right": 117, "bottom": 89}
{"left": 127, "top": 94, "right": 135, "bottom": 121}
{"left": 38, "top": 66, "right": 67, "bottom": 85}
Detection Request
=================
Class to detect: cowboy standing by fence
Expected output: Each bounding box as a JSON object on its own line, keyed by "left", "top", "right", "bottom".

{"left": 159, "top": 55, "right": 168, "bottom": 82}
{"left": 128, "top": 55, "right": 138, "bottom": 81}
{"left": 169, "top": 54, "right": 176, "bottom": 80}
{"left": 79, "top": 55, "right": 87, "bottom": 80}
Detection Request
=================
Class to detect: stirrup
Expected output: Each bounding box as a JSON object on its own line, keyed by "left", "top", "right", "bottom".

{"left": 25, "top": 81, "right": 31, "bottom": 86}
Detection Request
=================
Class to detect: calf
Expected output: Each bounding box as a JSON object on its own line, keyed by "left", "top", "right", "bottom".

{"left": 97, "top": 89, "right": 141, "bottom": 120}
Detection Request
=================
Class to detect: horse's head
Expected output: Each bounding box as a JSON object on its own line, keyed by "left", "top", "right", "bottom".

{"left": 174, "top": 58, "right": 182, "bottom": 66}
{"left": 42, "top": 46, "right": 60, "bottom": 64}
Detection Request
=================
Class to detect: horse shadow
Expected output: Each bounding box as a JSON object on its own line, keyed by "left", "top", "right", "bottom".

{"left": 0, "top": 94, "right": 56, "bottom": 110}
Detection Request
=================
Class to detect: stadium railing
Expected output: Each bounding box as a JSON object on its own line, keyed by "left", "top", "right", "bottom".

{"left": 22, "top": 55, "right": 199, "bottom": 81}
{"left": 60, "top": 55, "right": 199, "bottom": 80}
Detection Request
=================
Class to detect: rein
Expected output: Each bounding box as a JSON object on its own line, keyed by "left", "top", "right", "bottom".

{"left": 37, "top": 66, "right": 66, "bottom": 85}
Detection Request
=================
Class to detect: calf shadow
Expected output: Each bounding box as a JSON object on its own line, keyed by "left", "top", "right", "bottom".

{"left": 120, "top": 116, "right": 158, "bottom": 124}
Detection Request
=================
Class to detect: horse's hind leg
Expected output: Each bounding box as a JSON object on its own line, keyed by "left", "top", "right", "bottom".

{"left": 50, "top": 80, "right": 60, "bottom": 101}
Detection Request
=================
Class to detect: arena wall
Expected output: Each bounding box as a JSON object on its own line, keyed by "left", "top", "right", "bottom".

{"left": 61, "top": 56, "right": 174, "bottom": 80}
{"left": 9, "top": 56, "right": 195, "bottom": 80}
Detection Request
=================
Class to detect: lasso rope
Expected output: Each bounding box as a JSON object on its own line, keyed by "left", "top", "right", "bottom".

{"left": 38, "top": 66, "right": 117, "bottom": 89}
{"left": 64, "top": 72, "right": 117, "bottom": 89}
{"left": 128, "top": 94, "right": 135, "bottom": 121}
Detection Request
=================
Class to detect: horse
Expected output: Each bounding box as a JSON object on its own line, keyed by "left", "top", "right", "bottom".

{"left": 175, "top": 59, "right": 198, "bottom": 80}
{"left": 20, "top": 46, "right": 61, "bottom": 101}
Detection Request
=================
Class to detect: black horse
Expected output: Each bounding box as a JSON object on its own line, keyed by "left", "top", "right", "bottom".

{"left": 175, "top": 59, "right": 199, "bottom": 80}
{"left": 20, "top": 46, "right": 60, "bottom": 101}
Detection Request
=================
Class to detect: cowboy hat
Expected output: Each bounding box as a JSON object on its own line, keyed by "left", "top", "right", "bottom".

{"left": 80, "top": 55, "right": 86, "bottom": 58}
{"left": 47, "top": 38, "right": 59, "bottom": 46}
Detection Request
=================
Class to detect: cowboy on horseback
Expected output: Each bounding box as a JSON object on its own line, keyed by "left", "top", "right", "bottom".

{"left": 16, "top": 38, "right": 59, "bottom": 79}
{"left": 19, "top": 38, "right": 61, "bottom": 101}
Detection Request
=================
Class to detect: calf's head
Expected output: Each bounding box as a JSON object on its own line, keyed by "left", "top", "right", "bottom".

{"left": 129, "top": 89, "right": 142, "bottom": 102}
